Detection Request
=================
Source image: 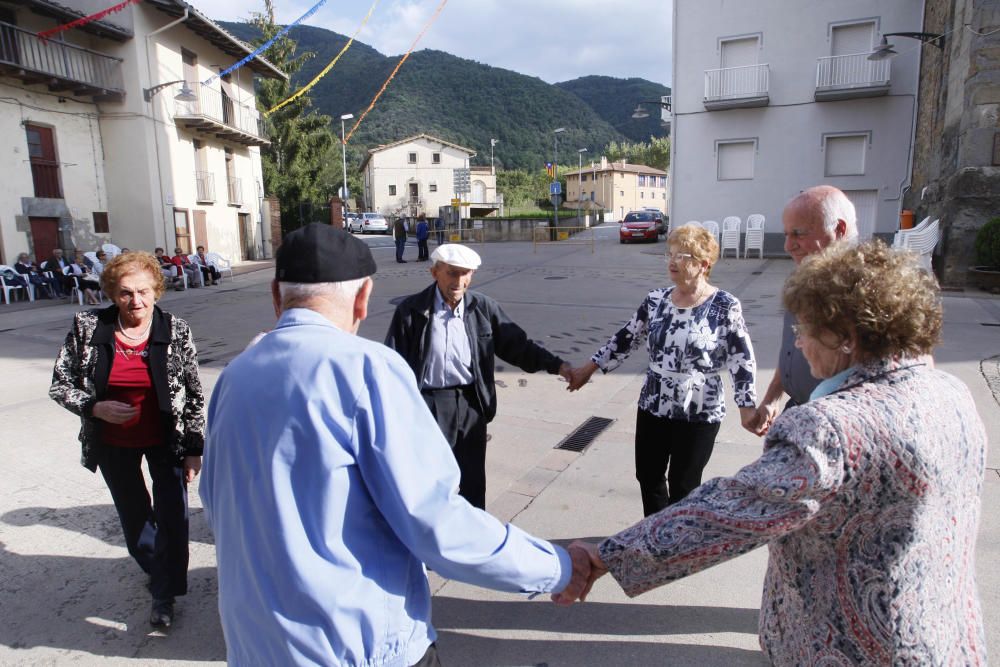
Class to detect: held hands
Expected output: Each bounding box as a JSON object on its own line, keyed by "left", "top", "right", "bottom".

{"left": 92, "top": 400, "right": 138, "bottom": 424}
{"left": 551, "top": 540, "right": 609, "bottom": 605}
{"left": 183, "top": 455, "right": 202, "bottom": 483}
{"left": 741, "top": 402, "right": 778, "bottom": 436}
{"left": 565, "top": 361, "right": 599, "bottom": 392}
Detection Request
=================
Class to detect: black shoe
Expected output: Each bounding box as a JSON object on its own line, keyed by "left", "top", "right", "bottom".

{"left": 397, "top": 259, "right": 407, "bottom": 263}
{"left": 150, "top": 598, "right": 174, "bottom": 628}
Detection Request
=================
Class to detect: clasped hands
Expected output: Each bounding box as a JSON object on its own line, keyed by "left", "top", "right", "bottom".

{"left": 551, "top": 540, "right": 608, "bottom": 606}
{"left": 557, "top": 361, "right": 599, "bottom": 392}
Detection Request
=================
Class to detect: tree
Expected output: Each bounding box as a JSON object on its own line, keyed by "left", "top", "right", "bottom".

{"left": 603, "top": 136, "right": 670, "bottom": 171}
{"left": 249, "top": 0, "right": 338, "bottom": 230}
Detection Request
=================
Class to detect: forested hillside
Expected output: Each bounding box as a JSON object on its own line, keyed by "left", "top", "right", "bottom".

{"left": 556, "top": 75, "right": 671, "bottom": 142}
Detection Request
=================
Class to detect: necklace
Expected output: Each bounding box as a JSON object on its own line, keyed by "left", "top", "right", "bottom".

{"left": 115, "top": 342, "right": 149, "bottom": 359}
{"left": 674, "top": 281, "right": 709, "bottom": 308}
{"left": 117, "top": 314, "right": 152, "bottom": 342}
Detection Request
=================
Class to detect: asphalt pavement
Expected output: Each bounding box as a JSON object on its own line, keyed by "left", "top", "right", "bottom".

{"left": 1, "top": 223, "right": 997, "bottom": 666}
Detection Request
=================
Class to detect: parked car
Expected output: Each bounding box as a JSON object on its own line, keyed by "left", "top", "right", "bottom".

{"left": 359, "top": 212, "right": 390, "bottom": 234}
{"left": 345, "top": 213, "right": 362, "bottom": 232}
{"left": 642, "top": 208, "right": 667, "bottom": 235}
{"left": 620, "top": 211, "right": 660, "bottom": 243}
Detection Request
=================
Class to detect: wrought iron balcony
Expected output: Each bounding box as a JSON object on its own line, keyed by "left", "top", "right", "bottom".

{"left": 704, "top": 64, "right": 769, "bottom": 110}
{"left": 195, "top": 171, "right": 216, "bottom": 203}
{"left": 0, "top": 20, "right": 124, "bottom": 100}
{"left": 815, "top": 53, "right": 891, "bottom": 101}
{"left": 174, "top": 83, "right": 270, "bottom": 147}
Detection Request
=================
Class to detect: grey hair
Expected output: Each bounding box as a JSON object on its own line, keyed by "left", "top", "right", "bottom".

{"left": 278, "top": 278, "right": 366, "bottom": 308}
{"left": 816, "top": 188, "right": 859, "bottom": 244}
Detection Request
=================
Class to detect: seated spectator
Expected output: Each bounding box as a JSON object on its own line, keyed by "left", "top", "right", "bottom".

{"left": 91, "top": 250, "right": 107, "bottom": 276}
{"left": 67, "top": 251, "right": 101, "bottom": 305}
{"left": 193, "top": 246, "right": 221, "bottom": 286}
{"left": 15, "top": 252, "right": 60, "bottom": 298}
{"left": 170, "top": 248, "right": 200, "bottom": 287}
{"left": 154, "top": 247, "right": 183, "bottom": 290}
{"left": 43, "top": 248, "right": 76, "bottom": 295}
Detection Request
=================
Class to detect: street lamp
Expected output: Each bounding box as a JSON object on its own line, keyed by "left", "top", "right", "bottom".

{"left": 143, "top": 79, "right": 198, "bottom": 103}
{"left": 553, "top": 128, "right": 565, "bottom": 227}
{"left": 490, "top": 138, "right": 499, "bottom": 175}
{"left": 577, "top": 147, "right": 587, "bottom": 225}
{"left": 867, "top": 32, "right": 945, "bottom": 60}
{"left": 340, "top": 113, "right": 354, "bottom": 203}
{"left": 631, "top": 96, "right": 672, "bottom": 119}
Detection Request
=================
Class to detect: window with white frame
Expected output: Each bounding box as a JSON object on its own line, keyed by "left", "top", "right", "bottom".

{"left": 408, "top": 152, "right": 417, "bottom": 164}
{"left": 638, "top": 175, "right": 647, "bottom": 186}
{"left": 717, "top": 139, "right": 756, "bottom": 180}
{"left": 389, "top": 184, "right": 397, "bottom": 196}
{"left": 824, "top": 133, "right": 868, "bottom": 176}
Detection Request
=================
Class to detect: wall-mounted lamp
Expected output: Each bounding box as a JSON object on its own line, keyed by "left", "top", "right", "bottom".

{"left": 632, "top": 97, "right": 672, "bottom": 119}
{"left": 867, "top": 32, "right": 945, "bottom": 61}
{"left": 143, "top": 80, "right": 198, "bottom": 103}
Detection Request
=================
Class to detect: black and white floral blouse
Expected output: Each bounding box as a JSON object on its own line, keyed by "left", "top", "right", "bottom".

{"left": 592, "top": 286, "right": 756, "bottom": 423}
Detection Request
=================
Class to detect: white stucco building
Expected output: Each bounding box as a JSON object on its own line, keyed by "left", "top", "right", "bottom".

{"left": 0, "top": 0, "right": 284, "bottom": 266}
{"left": 670, "top": 0, "right": 923, "bottom": 252}
{"left": 360, "top": 134, "right": 499, "bottom": 219}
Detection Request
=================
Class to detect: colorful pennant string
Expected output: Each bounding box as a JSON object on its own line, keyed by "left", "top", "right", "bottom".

{"left": 204, "top": 0, "right": 328, "bottom": 87}
{"left": 345, "top": 0, "right": 448, "bottom": 143}
{"left": 266, "top": 0, "right": 380, "bottom": 116}
{"left": 36, "top": 0, "right": 140, "bottom": 42}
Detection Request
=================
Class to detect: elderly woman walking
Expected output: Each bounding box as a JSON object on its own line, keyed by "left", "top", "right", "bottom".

{"left": 559, "top": 240, "right": 987, "bottom": 665}
{"left": 50, "top": 251, "right": 204, "bottom": 629}
{"left": 569, "top": 224, "right": 758, "bottom": 515}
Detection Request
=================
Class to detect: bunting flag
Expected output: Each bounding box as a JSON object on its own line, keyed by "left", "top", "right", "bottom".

{"left": 344, "top": 0, "right": 448, "bottom": 143}
{"left": 266, "top": 0, "right": 380, "bottom": 116}
{"left": 36, "top": 0, "right": 140, "bottom": 42}
{"left": 204, "top": 0, "right": 328, "bottom": 87}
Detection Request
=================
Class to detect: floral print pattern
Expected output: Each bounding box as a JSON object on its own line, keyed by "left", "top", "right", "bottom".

{"left": 599, "top": 359, "right": 987, "bottom": 665}
{"left": 591, "top": 287, "right": 756, "bottom": 422}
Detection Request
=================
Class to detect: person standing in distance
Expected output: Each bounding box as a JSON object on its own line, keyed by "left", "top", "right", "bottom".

{"left": 385, "top": 244, "right": 573, "bottom": 509}
{"left": 393, "top": 216, "right": 408, "bottom": 263}
{"left": 744, "top": 185, "right": 858, "bottom": 436}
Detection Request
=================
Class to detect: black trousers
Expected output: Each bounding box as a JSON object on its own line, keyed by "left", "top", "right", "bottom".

{"left": 97, "top": 445, "right": 189, "bottom": 601}
{"left": 634, "top": 408, "right": 721, "bottom": 517}
{"left": 422, "top": 385, "right": 488, "bottom": 509}
{"left": 411, "top": 643, "right": 442, "bottom": 667}
{"left": 417, "top": 239, "right": 429, "bottom": 260}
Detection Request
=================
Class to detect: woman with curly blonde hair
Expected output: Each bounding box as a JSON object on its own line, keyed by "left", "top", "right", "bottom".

{"left": 563, "top": 240, "right": 986, "bottom": 665}
{"left": 50, "top": 251, "right": 204, "bottom": 629}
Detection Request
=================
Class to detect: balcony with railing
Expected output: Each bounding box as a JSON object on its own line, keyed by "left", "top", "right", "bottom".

{"left": 227, "top": 177, "right": 243, "bottom": 206}
{"left": 174, "top": 84, "right": 270, "bottom": 147}
{"left": 0, "top": 21, "right": 125, "bottom": 100}
{"left": 815, "top": 53, "right": 891, "bottom": 101}
{"left": 195, "top": 171, "right": 216, "bottom": 203}
{"left": 703, "top": 64, "right": 769, "bottom": 110}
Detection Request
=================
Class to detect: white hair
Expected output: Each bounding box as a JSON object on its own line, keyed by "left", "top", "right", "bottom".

{"left": 816, "top": 188, "right": 859, "bottom": 244}
{"left": 278, "top": 278, "right": 366, "bottom": 308}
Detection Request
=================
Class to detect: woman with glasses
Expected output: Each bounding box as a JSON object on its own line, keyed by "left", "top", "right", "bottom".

{"left": 568, "top": 224, "right": 757, "bottom": 515}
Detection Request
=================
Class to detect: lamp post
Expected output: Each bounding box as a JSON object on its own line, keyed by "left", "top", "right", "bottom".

{"left": 577, "top": 147, "right": 587, "bottom": 226}
{"left": 340, "top": 114, "right": 354, "bottom": 207}
{"left": 490, "top": 138, "right": 498, "bottom": 175}
{"left": 143, "top": 80, "right": 198, "bottom": 103}
{"left": 552, "top": 128, "right": 565, "bottom": 227}
{"left": 867, "top": 32, "right": 945, "bottom": 60}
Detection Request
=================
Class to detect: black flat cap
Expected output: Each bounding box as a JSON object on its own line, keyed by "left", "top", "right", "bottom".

{"left": 276, "top": 223, "right": 377, "bottom": 283}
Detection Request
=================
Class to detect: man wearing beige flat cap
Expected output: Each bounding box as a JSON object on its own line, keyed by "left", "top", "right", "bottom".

{"left": 386, "top": 243, "right": 573, "bottom": 509}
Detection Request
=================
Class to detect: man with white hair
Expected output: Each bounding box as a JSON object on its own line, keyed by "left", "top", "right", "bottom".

{"left": 202, "top": 224, "right": 589, "bottom": 666}
{"left": 744, "top": 185, "right": 859, "bottom": 435}
{"left": 386, "top": 243, "right": 573, "bottom": 509}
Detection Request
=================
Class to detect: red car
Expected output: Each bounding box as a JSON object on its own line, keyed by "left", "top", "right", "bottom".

{"left": 619, "top": 211, "right": 660, "bottom": 243}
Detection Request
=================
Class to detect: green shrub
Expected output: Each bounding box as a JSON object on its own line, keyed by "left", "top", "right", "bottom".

{"left": 975, "top": 217, "right": 1000, "bottom": 268}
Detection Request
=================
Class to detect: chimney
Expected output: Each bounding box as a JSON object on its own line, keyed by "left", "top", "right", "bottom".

{"left": 600, "top": 156, "right": 608, "bottom": 169}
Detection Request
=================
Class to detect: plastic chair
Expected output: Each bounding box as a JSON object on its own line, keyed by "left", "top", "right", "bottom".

{"left": 188, "top": 255, "right": 207, "bottom": 287}
{"left": 205, "top": 252, "right": 233, "bottom": 282}
{"left": 897, "top": 219, "right": 940, "bottom": 272}
{"left": 892, "top": 216, "right": 932, "bottom": 249}
{"left": 0, "top": 265, "right": 28, "bottom": 304}
{"left": 101, "top": 243, "right": 122, "bottom": 258}
{"left": 744, "top": 214, "right": 765, "bottom": 258}
{"left": 701, "top": 221, "right": 720, "bottom": 251}
{"left": 720, "top": 216, "right": 741, "bottom": 258}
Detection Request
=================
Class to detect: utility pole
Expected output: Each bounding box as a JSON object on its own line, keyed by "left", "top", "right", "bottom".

{"left": 577, "top": 147, "right": 587, "bottom": 227}
{"left": 490, "top": 138, "right": 498, "bottom": 175}
{"left": 340, "top": 113, "right": 354, "bottom": 205}
{"left": 552, "top": 128, "right": 565, "bottom": 228}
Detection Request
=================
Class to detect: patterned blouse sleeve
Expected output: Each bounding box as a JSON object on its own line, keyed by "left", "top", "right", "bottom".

{"left": 590, "top": 292, "right": 654, "bottom": 373}
{"left": 723, "top": 298, "right": 757, "bottom": 407}
{"left": 49, "top": 313, "right": 95, "bottom": 417}
{"left": 598, "top": 405, "right": 845, "bottom": 597}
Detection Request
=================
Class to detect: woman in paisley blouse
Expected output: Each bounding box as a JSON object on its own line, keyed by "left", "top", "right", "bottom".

{"left": 560, "top": 240, "right": 987, "bottom": 665}
{"left": 569, "top": 224, "right": 758, "bottom": 515}
{"left": 50, "top": 251, "right": 204, "bottom": 630}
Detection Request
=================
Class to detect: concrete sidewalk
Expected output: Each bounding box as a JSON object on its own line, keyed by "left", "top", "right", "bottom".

{"left": 0, "top": 227, "right": 997, "bottom": 665}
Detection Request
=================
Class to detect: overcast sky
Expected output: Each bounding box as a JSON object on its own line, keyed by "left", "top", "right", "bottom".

{"left": 193, "top": 0, "right": 672, "bottom": 86}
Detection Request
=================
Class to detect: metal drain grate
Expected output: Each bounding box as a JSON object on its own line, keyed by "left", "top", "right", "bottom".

{"left": 554, "top": 416, "right": 614, "bottom": 453}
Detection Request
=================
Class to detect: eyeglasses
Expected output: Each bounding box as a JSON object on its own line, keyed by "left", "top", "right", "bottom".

{"left": 791, "top": 324, "right": 811, "bottom": 339}
{"left": 665, "top": 252, "right": 696, "bottom": 263}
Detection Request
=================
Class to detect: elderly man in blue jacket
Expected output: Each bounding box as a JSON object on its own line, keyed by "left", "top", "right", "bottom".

{"left": 201, "top": 224, "right": 589, "bottom": 667}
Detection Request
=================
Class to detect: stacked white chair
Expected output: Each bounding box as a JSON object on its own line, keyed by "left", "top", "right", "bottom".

{"left": 701, "top": 221, "right": 721, "bottom": 253}
{"left": 892, "top": 216, "right": 931, "bottom": 249}
{"left": 895, "top": 218, "right": 940, "bottom": 272}
{"left": 720, "top": 216, "right": 741, "bottom": 258}
{"left": 101, "top": 243, "right": 122, "bottom": 258}
{"left": 744, "top": 214, "right": 765, "bottom": 258}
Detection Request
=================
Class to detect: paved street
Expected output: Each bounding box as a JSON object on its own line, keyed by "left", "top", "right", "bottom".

{"left": 1, "top": 225, "right": 998, "bottom": 666}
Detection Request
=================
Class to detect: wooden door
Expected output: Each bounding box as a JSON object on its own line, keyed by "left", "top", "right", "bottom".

{"left": 193, "top": 210, "right": 208, "bottom": 249}
{"left": 29, "top": 217, "right": 60, "bottom": 262}
{"left": 237, "top": 213, "right": 251, "bottom": 260}
{"left": 25, "top": 124, "right": 61, "bottom": 198}
{"left": 173, "top": 209, "right": 191, "bottom": 254}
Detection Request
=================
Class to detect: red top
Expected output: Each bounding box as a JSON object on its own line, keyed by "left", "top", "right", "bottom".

{"left": 102, "top": 339, "right": 163, "bottom": 448}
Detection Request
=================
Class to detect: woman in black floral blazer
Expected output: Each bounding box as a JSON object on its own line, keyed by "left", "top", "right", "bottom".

{"left": 569, "top": 224, "right": 757, "bottom": 515}
{"left": 50, "top": 251, "right": 204, "bottom": 630}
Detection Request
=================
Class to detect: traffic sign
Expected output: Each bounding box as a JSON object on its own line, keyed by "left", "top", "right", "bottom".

{"left": 550, "top": 181, "right": 561, "bottom": 195}
{"left": 453, "top": 168, "right": 471, "bottom": 194}
{"left": 451, "top": 198, "right": 461, "bottom": 207}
